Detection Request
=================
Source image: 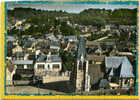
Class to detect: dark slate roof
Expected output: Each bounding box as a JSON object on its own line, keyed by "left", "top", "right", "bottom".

{"left": 51, "top": 55, "right": 61, "bottom": 62}
{"left": 13, "top": 60, "right": 33, "bottom": 65}
{"left": 105, "top": 56, "right": 134, "bottom": 78}
{"left": 37, "top": 54, "right": 46, "bottom": 62}
{"left": 37, "top": 53, "right": 61, "bottom": 62}
{"left": 24, "top": 40, "right": 33, "bottom": 48}
{"left": 77, "top": 37, "right": 86, "bottom": 60}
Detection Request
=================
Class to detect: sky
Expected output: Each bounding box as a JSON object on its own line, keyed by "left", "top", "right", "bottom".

{"left": 8, "top": 3, "right": 137, "bottom": 13}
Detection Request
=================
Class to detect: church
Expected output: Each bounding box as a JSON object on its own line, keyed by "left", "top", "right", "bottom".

{"left": 70, "top": 37, "right": 91, "bottom": 92}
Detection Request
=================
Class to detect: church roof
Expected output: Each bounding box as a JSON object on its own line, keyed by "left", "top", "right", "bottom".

{"left": 105, "top": 56, "right": 134, "bottom": 78}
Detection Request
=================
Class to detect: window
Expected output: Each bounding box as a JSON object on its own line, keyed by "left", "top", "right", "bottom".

{"left": 28, "top": 65, "right": 33, "bottom": 69}
{"left": 17, "top": 64, "right": 24, "bottom": 69}
{"left": 53, "top": 64, "right": 60, "bottom": 69}
{"left": 47, "top": 64, "right": 50, "bottom": 69}
{"left": 37, "top": 64, "right": 45, "bottom": 69}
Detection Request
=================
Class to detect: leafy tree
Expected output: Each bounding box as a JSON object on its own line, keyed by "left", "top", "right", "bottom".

{"left": 60, "top": 51, "right": 75, "bottom": 72}
{"left": 60, "top": 22, "right": 76, "bottom": 36}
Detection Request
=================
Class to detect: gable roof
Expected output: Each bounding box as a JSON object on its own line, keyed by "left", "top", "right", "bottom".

{"left": 37, "top": 54, "right": 46, "bottom": 62}
{"left": 120, "top": 57, "right": 134, "bottom": 78}
{"left": 105, "top": 56, "right": 134, "bottom": 78}
{"left": 105, "top": 57, "right": 123, "bottom": 69}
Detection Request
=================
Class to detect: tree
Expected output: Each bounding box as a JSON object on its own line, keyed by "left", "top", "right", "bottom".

{"left": 60, "top": 22, "right": 76, "bottom": 36}
{"left": 60, "top": 51, "right": 75, "bottom": 72}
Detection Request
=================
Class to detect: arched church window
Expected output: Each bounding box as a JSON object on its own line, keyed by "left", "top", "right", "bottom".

{"left": 79, "top": 61, "right": 83, "bottom": 70}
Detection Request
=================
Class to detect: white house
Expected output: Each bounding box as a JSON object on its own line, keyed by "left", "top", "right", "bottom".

{"left": 34, "top": 52, "right": 62, "bottom": 76}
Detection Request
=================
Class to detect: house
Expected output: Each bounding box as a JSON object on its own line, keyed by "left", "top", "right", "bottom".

{"left": 12, "top": 52, "right": 24, "bottom": 60}
{"left": 100, "top": 25, "right": 111, "bottom": 32}
{"left": 23, "top": 38, "right": 36, "bottom": 52}
{"left": 45, "top": 33, "right": 54, "bottom": 39}
{"left": 34, "top": 53, "right": 47, "bottom": 76}
{"left": 23, "top": 23, "right": 31, "bottom": 30}
{"left": 12, "top": 45, "right": 23, "bottom": 54}
{"left": 14, "top": 19, "right": 25, "bottom": 30}
{"left": 105, "top": 56, "right": 134, "bottom": 89}
{"left": 49, "top": 45, "right": 60, "bottom": 51}
{"left": 90, "top": 26, "right": 98, "bottom": 32}
{"left": 94, "top": 46, "right": 103, "bottom": 56}
{"left": 13, "top": 60, "right": 34, "bottom": 71}
{"left": 109, "top": 45, "right": 119, "bottom": 56}
{"left": 64, "top": 36, "right": 77, "bottom": 42}
{"left": 23, "top": 40, "right": 33, "bottom": 48}
{"left": 45, "top": 34, "right": 60, "bottom": 42}
{"left": 48, "top": 38, "right": 60, "bottom": 42}
{"left": 12, "top": 60, "right": 34, "bottom": 81}
{"left": 34, "top": 52, "right": 62, "bottom": 76}
{"left": 56, "top": 34, "right": 63, "bottom": 39}
{"left": 46, "top": 53, "right": 62, "bottom": 72}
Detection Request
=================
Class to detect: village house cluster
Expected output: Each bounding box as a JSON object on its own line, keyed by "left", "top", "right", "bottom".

{"left": 6, "top": 17, "right": 137, "bottom": 95}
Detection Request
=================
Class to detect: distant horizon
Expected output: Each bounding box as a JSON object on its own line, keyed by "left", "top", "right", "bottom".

{"left": 8, "top": 3, "right": 137, "bottom": 13}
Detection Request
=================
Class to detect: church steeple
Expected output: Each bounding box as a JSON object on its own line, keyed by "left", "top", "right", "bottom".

{"left": 70, "top": 37, "right": 90, "bottom": 92}
{"left": 77, "top": 37, "right": 86, "bottom": 62}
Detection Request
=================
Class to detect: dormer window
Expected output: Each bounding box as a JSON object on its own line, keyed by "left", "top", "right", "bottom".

{"left": 47, "top": 52, "right": 51, "bottom": 61}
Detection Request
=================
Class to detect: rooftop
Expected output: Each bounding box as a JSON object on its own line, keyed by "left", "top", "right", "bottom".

{"left": 87, "top": 55, "right": 105, "bottom": 61}
{"left": 13, "top": 60, "right": 33, "bottom": 65}
{"left": 105, "top": 56, "right": 134, "bottom": 78}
